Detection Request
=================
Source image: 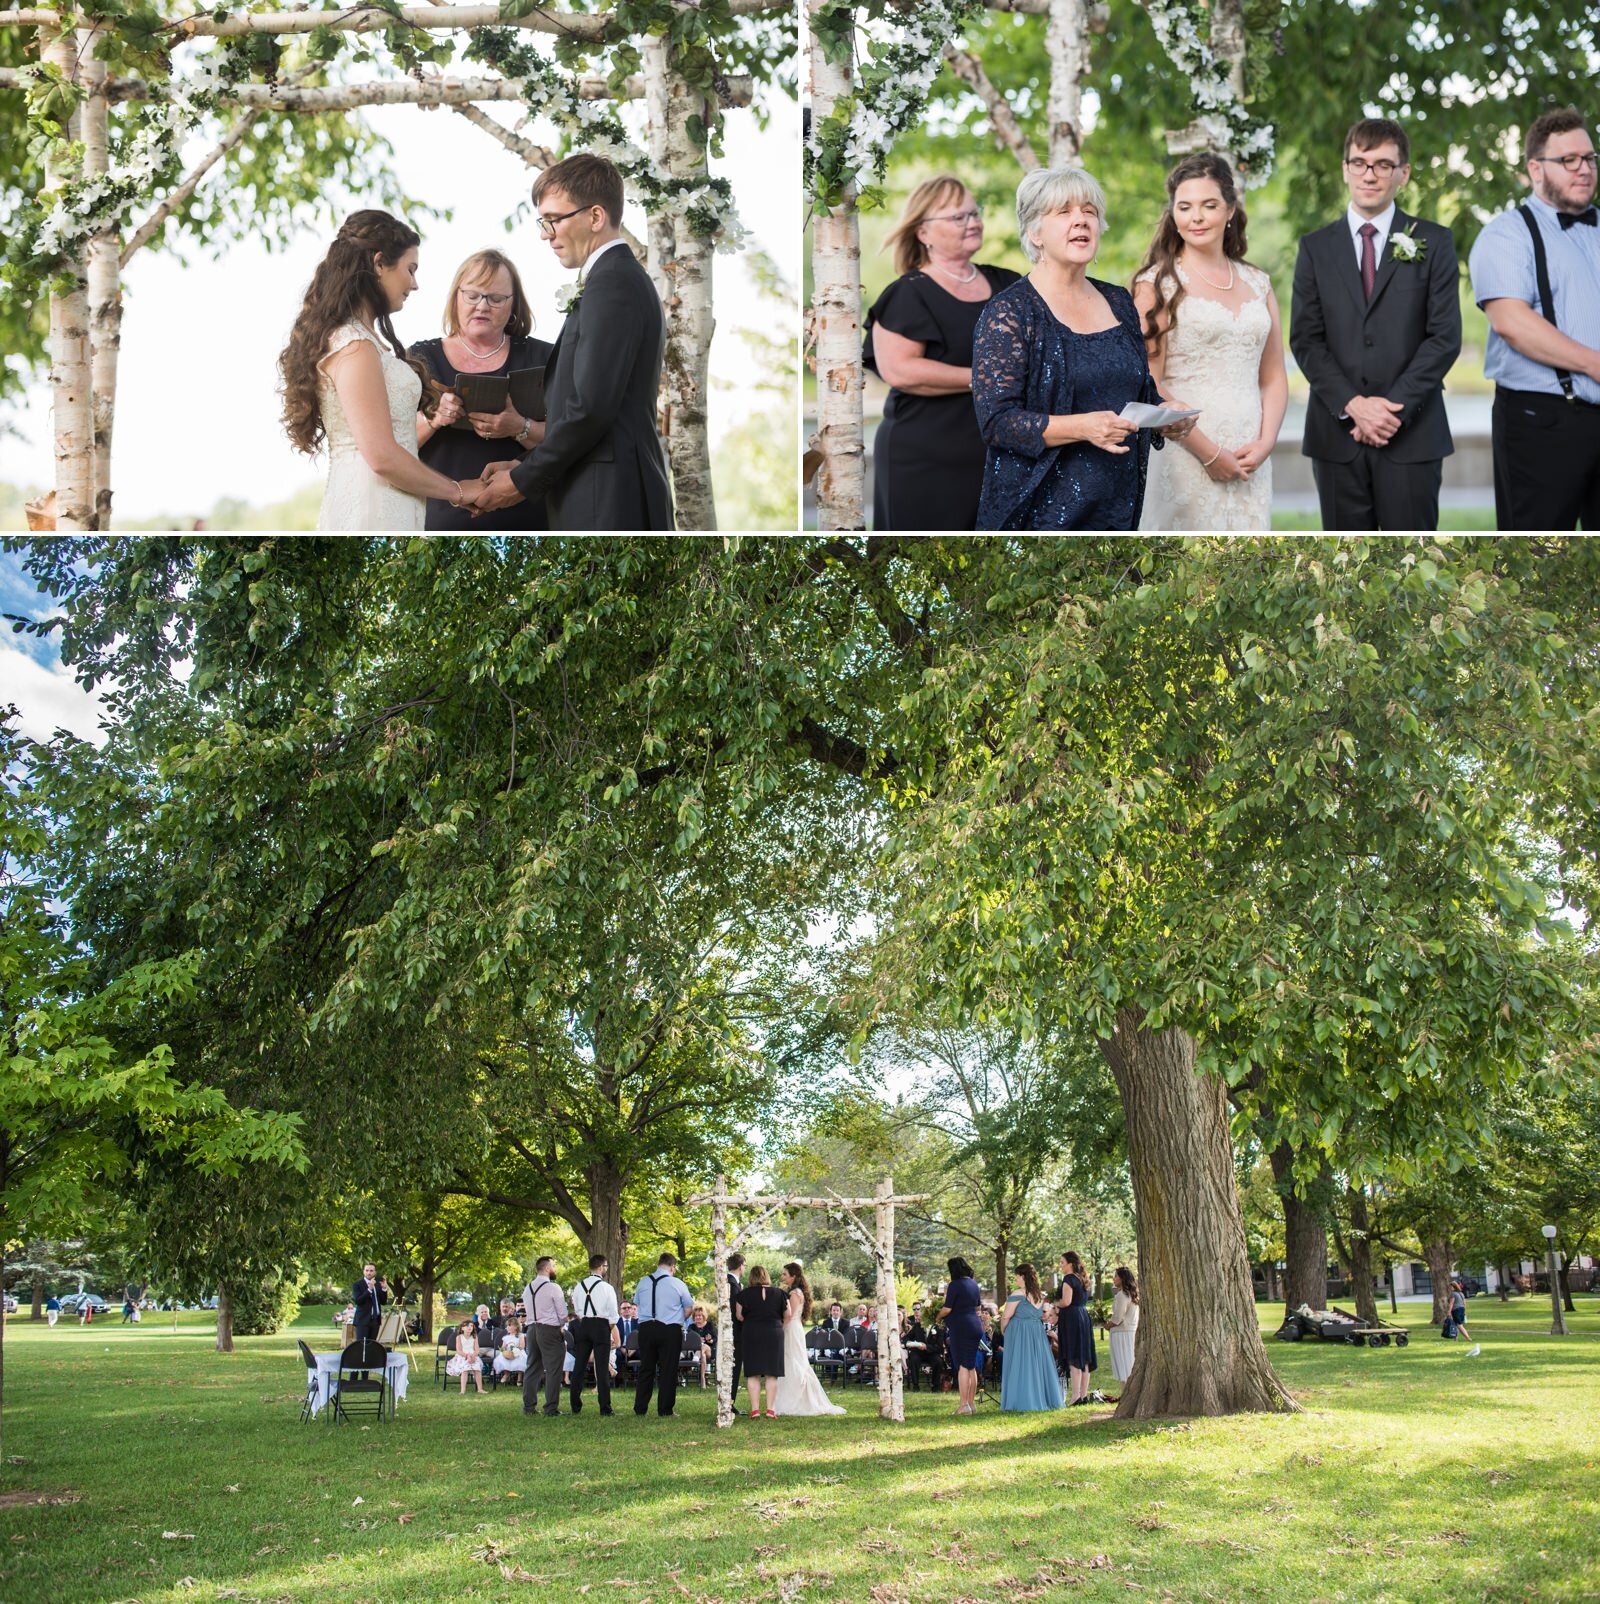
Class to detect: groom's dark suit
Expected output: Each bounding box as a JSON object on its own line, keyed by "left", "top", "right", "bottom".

{"left": 1290, "top": 208, "right": 1460, "bottom": 529}
{"left": 508, "top": 242, "right": 674, "bottom": 530}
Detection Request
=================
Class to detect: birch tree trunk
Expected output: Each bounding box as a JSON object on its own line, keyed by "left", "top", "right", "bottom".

{"left": 1044, "top": 0, "right": 1090, "bottom": 165}
{"left": 44, "top": 25, "right": 93, "bottom": 531}
{"left": 807, "top": 0, "right": 864, "bottom": 530}
{"left": 642, "top": 39, "right": 675, "bottom": 308}
{"left": 81, "top": 45, "right": 121, "bottom": 529}
{"left": 875, "top": 1178, "right": 904, "bottom": 1421}
{"left": 1101, "top": 1011, "right": 1297, "bottom": 1417}
{"left": 711, "top": 1177, "right": 735, "bottom": 1428}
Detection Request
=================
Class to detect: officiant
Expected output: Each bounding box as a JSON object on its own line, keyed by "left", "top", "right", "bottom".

{"left": 414, "top": 250, "right": 553, "bottom": 530}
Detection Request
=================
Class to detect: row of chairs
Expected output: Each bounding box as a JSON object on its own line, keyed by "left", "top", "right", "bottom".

{"left": 298, "top": 1337, "right": 391, "bottom": 1425}
{"left": 433, "top": 1325, "right": 715, "bottom": 1392}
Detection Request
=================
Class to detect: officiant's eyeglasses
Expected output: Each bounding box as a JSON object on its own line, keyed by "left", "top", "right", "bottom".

{"left": 1532, "top": 152, "right": 1599, "bottom": 172}
{"left": 537, "top": 205, "right": 595, "bottom": 237}
{"left": 1344, "top": 157, "right": 1403, "bottom": 176}
{"left": 459, "top": 290, "right": 513, "bottom": 307}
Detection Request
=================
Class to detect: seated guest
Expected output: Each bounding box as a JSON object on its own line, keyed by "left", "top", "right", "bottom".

{"left": 494, "top": 1316, "right": 530, "bottom": 1381}
{"left": 817, "top": 1302, "right": 850, "bottom": 1341}
{"left": 447, "top": 1317, "right": 485, "bottom": 1394}
{"left": 687, "top": 1305, "right": 717, "bottom": 1386}
{"left": 851, "top": 1302, "right": 875, "bottom": 1330}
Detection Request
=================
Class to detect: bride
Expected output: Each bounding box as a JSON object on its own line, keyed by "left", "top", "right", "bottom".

{"left": 1132, "top": 153, "right": 1287, "bottom": 531}
{"left": 279, "top": 210, "right": 485, "bottom": 530}
{"left": 770, "top": 1262, "right": 845, "bottom": 1418}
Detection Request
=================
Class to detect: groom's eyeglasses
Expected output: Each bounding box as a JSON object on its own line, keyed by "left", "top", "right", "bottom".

{"left": 1344, "top": 157, "right": 1402, "bottom": 176}
{"left": 1532, "top": 152, "right": 1599, "bottom": 172}
{"left": 459, "top": 290, "right": 512, "bottom": 307}
{"left": 537, "top": 205, "right": 594, "bottom": 238}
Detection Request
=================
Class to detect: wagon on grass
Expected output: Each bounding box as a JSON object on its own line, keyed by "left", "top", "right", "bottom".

{"left": 1276, "top": 1304, "right": 1410, "bottom": 1347}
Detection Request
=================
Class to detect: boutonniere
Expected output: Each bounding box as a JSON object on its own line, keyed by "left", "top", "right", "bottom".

{"left": 555, "top": 276, "right": 585, "bottom": 313}
{"left": 1389, "top": 223, "right": 1427, "bottom": 264}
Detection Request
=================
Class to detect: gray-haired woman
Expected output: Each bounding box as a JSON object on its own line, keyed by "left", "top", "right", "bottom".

{"left": 972, "top": 166, "right": 1194, "bottom": 529}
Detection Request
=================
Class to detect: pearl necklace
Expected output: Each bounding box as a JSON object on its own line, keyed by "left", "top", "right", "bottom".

{"left": 1183, "top": 252, "right": 1235, "bottom": 292}
{"left": 457, "top": 331, "right": 508, "bottom": 361}
{"left": 927, "top": 259, "right": 979, "bottom": 286}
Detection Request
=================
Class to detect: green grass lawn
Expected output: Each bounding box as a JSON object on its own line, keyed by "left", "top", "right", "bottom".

{"left": 2, "top": 1299, "right": 1595, "bottom": 1603}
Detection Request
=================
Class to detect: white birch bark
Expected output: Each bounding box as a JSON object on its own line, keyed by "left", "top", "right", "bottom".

{"left": 876, "top": 1177, "right": 904, "bottom": 1421}
{"left": 943, "top": 46, "right": 1040, "bottom": 169}
{"left": 82, "top": 44, "right": 120, "bottom": 529}
{"left": 807, "top": 0, "right": 863, "bottom": 530}
{"left": 43, "top": 25, "right": 92, "bottom": 531}
{"left": 642, "top": 38, "right": 676, "bottom": 308}
{"left": 1044, "top": 0, "right": 1089, "bottom": 166}
{"left": 711, "top": 1177, "right": 735, "bottom": 1428}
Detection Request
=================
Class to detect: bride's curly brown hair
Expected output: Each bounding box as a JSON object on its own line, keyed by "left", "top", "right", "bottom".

{"left": 279, "top": 209, "right": 437, "bottom": 456}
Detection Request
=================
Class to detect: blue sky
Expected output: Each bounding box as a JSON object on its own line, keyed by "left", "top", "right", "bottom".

{"left": 0, "top": 547, "right": 106, "bottom": 745}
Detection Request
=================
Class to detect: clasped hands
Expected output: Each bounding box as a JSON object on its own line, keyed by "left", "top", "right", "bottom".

{"left": 458, "top": 459, "right": 524, "bottom": 517}
{"left": 1346, "top": 394, "right": 1404, "bottom": 447}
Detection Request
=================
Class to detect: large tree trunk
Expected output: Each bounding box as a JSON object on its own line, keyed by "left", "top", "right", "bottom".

{"left": 30, "top": 1273, "right": 44, "bottom": 1322}
{"left": 1497, "top": 1262, "right": 1511, "bottom": 1301}
{"left": 1101, "top": 1012, "right": 1296, "bottom": 1416}
{"left": 1559, "top": 1257, "right": 1575, "bottom": 1313}
{"left": 807, "top": 0, "right": 864, "bottom": 530}
{"left": 1269, "top": 1142, "right": 1329, "bottom": 1312}
{"left": 586, "top": 1161, "right": 630, "bottom": 1295}
{"left": 417, "top": 1254, "right": 438, "bottom": 1342}
{"left": 1422, "top": 1238, "right": 1453, "bottom": 1324}
{"left": 1044, "top": 0, "right": 1090, "bottom": 165}
{"left": 214, "top": 1283, "right": 234, "bottom": 1353}
{"left": 1344, "top": 1187, "right": 1378, "bottom": 1326}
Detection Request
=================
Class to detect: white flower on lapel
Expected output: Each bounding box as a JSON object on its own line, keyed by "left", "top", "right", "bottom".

{"left": 555, "top": 278, "right": 584, "bottom": 314}
{"left": 1389, "top": 223, "right": 1427, "bottom": 264}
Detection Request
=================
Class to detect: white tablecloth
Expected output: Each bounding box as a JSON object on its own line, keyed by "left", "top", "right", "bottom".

{"left": 307, "top": 1352, "right": 409, "bottom": 1419}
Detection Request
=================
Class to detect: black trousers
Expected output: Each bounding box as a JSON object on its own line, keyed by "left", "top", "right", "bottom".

{"left": 1312, "top": 447, "right": 1442, "bottom": 531}
{"left": 1493, "top": 388, "right": 1600, "bottom": 531}
{"left": 730, "top": 1334, "right": 743, "bottom": 1393}
{"left": 521, "top": 1324, "right": 566, "bottom": 1415}
{"left": 634, "top": 1320, "right": 680, "bottom": 1416}
{"left": 569, "top": 1317, "right": 613, "bottom": 1413}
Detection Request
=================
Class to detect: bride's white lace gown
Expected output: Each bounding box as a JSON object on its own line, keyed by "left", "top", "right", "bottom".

{"left": 1138, "top": 261, "right": 1273, "bottom": 531}
{"left": 316, "top": 321, "right": 427, "bottom": 532}
{"left": 770, "top": 1301, "right": 845, "bottom": 1417}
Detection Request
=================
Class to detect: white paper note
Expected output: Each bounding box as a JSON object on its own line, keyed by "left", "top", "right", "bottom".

{"left": 1118, "top": 401, "right": 1201, "bottom": 429}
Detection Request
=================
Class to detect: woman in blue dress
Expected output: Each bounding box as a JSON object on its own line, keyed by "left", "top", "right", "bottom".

{"left": 999, "top": 1263, "right": 1063, "bottom": 1412}
{"left": 937, "top": 1256, "right": 985, "bottom": 1417}
{"left": 1056, "top": 1250, "right": 1097, "bottom": 1405}
{"left": 972, "top": 165, "right": 1196, "bottom": 529}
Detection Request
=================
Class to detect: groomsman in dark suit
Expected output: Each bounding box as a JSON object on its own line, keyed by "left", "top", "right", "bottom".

{"left": 725, "top": 1253, "right": 745, "bottom": 1397}
{"left": 351, "top": 1264, "right": 387, "bottom": 1342}
{"left": 477, "top": 153, "right": 674, "bottom": 530}
{"left": 1290, "top": 117, "right": 1461, "bottom": 529}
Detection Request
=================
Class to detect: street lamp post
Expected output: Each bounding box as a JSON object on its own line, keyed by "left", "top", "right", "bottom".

{"left": 1542, "top": 1225, "right": 1568, "bottom": 1336}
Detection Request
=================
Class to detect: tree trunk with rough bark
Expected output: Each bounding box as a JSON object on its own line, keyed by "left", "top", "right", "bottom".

{"left": 214, "top": 1283, "right": 234, "bottom": 1353}
{"left": 1344, "top": 1187, "right": 1378, "bottom": 1326}
{"left": 30, "top": 1274, "right": 44, "bottom": 1321}
{"left": 587, "top": 1161, "right": 630, "bottom": 1295}
{"left": 1269, "top": 1142, "right": 1329, "bottom": 1312}
{"left": 1559, "top": 1258, "right": 1575, "bottom": 1313}
{"left": 1497, "top": 1262, "right": 1511, "bottom": 1301}
{"left": 1044, "top": 0, "right": 1090, "bottom": 164}
{"left": 1422, "top": 1238, "right": 1453, "bottom": 1324}
{"left": 807, "top": 0, "right": 864, "bottom": 530}
{"left": 1100, "top": 1012, "right": 1296, "bottom": 1416}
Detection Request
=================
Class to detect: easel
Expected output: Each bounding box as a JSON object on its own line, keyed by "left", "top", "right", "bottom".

{"left": 378, "top": 1308, "right": 417, "bottom": 1372}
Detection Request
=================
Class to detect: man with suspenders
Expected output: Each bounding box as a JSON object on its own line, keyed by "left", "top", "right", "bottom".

{"left": 632, "top": 1251, "right": 695, "bottom": 1417}
{"left": 521, "top": 1256, "right": 570, "bottom": 1417}
{"left": 568, "top": 1253, "right": 620, "bottom": 1416}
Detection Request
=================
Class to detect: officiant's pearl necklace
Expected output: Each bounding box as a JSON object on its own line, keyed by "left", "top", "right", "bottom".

{"left": 458, "top": 332, "right": 508, "bottom": 360}
{"left": 928, "top": 259, "right": 979, "bottom": 285}
{"left": 1183, "top": 252, "right": 1235, "bottom": 292}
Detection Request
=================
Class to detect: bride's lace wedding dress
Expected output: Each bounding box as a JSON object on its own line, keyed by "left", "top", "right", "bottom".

{"left": 770, "top": 1298, "right": 845, "bottom": 1417}
{"left": 1138, "top": 261, "right": 1273, "bottom": 531}
{"left": 316, "top": 322, "right": 427, "bottom": 532}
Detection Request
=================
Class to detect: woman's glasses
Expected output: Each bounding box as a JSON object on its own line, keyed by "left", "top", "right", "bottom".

{"left": 459, "top": 290, "right": 512, "bottom": 307}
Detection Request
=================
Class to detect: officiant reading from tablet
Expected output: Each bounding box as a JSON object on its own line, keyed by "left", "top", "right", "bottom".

{"left": 413, "top": 250, "right": 552, "bottom": 530}
{"left": 475, "top": 155, "right": 675, "bottom": 531}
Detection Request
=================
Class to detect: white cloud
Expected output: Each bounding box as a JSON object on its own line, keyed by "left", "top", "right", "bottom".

{"left": 1, "top": 643, "right": 109, "bottom": 746}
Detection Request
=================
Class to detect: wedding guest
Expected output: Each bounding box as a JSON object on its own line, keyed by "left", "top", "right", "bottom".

{"left": 863, "top": 176, "right": 1022, "bottom": 529}
{"left": 726, "top": 1252, "right": 745, "bottom": 1396}
{"left": 851, "top": 1302, "right": 874, "bottom": 1330}
{"left": 493, "top": 1316, "right": 530, "bottom": 1382}
{"left": 1469, "top": 106, "right": 1600, "bottom": 530}
{"left": 973, "top": 167, "right": 1188, "bottom": 530}
{"left": 688, "top": 1305, "right": 717, "bottom": 1387}
{"left": 903, "top": 1309, "right": 934, "bottom": 1392}
{"left": 633, "top": 1251, "right": 695, "bottom": 1417}
{"left": 817, "top": 1303, "right": 850, "bottom": 1339}
{"left": 1290, "top": 117, "right": 1461, "bottom": 530}
{"left": 447, "top": 1316, "right": 485, "bottom": 1394}
{"left": 999, "top": 1263, "right": 1063, "bottom": 1412}
{"left": 1134, "top": 153, "right": 1285, "bottom": 530}
{"left": 1107, "top": 1265, "right": 1139, "bottom": 1387}
{"left": 938, "top": 1256, "right": 985, "bottom": 1417}
{"left": 568, "top": 1252, "right": 619, "bottom": 1416}
{"left": 413, "top": 249, "right": 552, "bottom": 531}
{"left": 279, "top": 210, "right": 485, "bottom": 530}
{"left": 1055, "top": 1251, "right": 1096, "bottom": 1405}
{"left": 735, "top": 1265, "right": 786, "bottom": 1418}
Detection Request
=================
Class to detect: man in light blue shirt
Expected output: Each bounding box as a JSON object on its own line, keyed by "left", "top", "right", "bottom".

{"left": 1468, "top": 105, "right": 1600, "bottom": 529}
{"left": 632, "top": 1251, "right": 695, "bottom": 1417}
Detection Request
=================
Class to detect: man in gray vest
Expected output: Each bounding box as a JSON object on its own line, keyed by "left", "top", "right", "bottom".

{"left": 568, "top": 1253, "right": 619, "bottom": 1416}
{"left": 521, "top": 1256, "right": 569, "bottom": 1418}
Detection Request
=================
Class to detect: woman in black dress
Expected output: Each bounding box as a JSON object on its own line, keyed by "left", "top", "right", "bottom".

{"left": 863, "top": 175, "right": 1021, "bottom": 530}
{"left": 1056, "top": 1250, "right": 1097, "bottom": 1404}
{"left": 734, "top": 1265, "right": 785, "bottom": 1418}
{"left": 413, "top": 249, "right": 553, "bottom": 530}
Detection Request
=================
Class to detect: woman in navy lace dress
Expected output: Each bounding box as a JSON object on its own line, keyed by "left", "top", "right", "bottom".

{"left": 972, "top": 167, "right": 1195, "bottom": 529}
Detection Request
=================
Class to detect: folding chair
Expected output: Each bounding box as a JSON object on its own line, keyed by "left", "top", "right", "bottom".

{"left": 296, "top": 1339, "right": 320, "bottom": 1423}
{"left": 330, "top": 1338, "right": 388, "bottom": 1425}
{"left": 435, "top": 1327, "right": 457, "bottom": 1391}
{"left": 854, "top": 1327, "right": 878, "bottom": 1387}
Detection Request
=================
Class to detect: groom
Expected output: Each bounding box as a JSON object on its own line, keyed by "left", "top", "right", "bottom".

{"left": 476, "top": 154, "right": 674, "bottom": 530}
{"left": 1290, "top": 117, "right": 1461, "bottom": 529}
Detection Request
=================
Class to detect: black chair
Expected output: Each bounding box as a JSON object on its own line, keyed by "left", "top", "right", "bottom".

{"left": 808, "top": 1326, "right": 845, "bottom": 1386}
{"left": 435, "top": 1327, "right": 457, "bottom": 1391}
{"left": 330, "top": 1338, "right": 388, "bottom": 1425}
{"left": 854, "top": 1327, "right": 878, "bottom": 1386}
{"left": 296, "top": 1339, "right": 320, "bottom": 1424}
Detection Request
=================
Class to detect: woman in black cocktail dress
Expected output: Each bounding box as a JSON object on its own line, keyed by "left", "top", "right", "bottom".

{"left": 735, "top": 1265, "right": 786, "bottom": 1418}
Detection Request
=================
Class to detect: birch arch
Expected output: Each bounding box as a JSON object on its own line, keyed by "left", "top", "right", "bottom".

{"left": 804, "top": 0, "right": 1273, "bottom": 530}
{"left": 688, "top": 1172, "right": 929, "bottom": 1427}
{"left": 0, "top": 0, "right": 792, "bottom": 532}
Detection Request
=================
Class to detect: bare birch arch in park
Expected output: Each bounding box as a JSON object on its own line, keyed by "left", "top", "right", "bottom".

{"left": 0, "top": 0, "right": 789, "bottom": 531}
{"left": 804, "top": 0, "right": 1270, "bottom": 529}
{"left": 689, "top": 1173, "right": 929, "bottom": 1427}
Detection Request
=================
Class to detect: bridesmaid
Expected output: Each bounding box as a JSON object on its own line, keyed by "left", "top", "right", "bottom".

{"left": 1055, "top": 1250, "right": 1097, "bottom": 1405}
{"left": 999, "top": 1263, "right": 1063, "bottom": 1411}
{"left": 863, "top": 176, "right": 1021, "bottom": 529}
{"left": 937, "top": 1256, "right": 985, "bottom": 1417}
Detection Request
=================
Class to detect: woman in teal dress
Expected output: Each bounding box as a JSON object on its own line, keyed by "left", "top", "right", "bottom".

{"left": 999, "top": 1263, "right": 1063, "bottom": 1411}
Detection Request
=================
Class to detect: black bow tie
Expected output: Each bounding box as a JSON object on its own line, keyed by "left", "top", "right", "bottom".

{"left": 1559, "top": 208, "right": 1598, "bottom": 230}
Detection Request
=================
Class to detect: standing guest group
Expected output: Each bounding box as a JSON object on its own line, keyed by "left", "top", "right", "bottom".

{"left": 865, "top": 105, "right": 1598, "bottom": 532}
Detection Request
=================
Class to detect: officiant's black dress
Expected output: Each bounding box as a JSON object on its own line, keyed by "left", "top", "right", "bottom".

{"left": 735, "top": 1285, "right": 785, "bottom": 1377}
{"left": 414, "top": 334, "right": 552, "bottom": 531}
{"left": 863, "top": 264, "right": 1020, "bottom": 531}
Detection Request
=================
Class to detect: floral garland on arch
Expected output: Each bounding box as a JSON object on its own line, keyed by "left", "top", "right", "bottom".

{"left": 1140, "top": 0, "right": 1275, "bottom": 187}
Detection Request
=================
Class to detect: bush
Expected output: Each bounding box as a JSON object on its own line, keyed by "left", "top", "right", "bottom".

{"left": 231, "top": 1271, "right": 304, "bottom": 1336}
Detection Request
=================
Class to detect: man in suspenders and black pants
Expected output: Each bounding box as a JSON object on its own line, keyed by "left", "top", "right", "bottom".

{"left": 632, "top": 1251, "right": 695, "bottom": 1417}
{"left": 568, "top": 1253, "right": 619, "bottom": 1415}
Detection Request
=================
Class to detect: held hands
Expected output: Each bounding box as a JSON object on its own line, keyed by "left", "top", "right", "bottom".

{"left": 469, "top": 459, "right": 526, "bottom": 516}
{"left": 468, "top": 398, "right": 527, "bottom": 440}
{"left": 1078, "top": 411, "right": 1140, "bottom": 454}
{"left": 1346, "top": 394, "right": 1403, "bottom": 446}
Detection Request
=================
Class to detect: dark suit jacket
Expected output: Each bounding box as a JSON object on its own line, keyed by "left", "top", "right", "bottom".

{"left": 727, "top": 1275, "right": 743, "bottom": 1342}
{"left": 351, "top": 1277, "right": 386, "bottom": 1336}
{"left": 1290, "top": 209, "right": 1461, "bottom": 464}
{"left": 509, "top": 243, "right": 674, "bottom": 530}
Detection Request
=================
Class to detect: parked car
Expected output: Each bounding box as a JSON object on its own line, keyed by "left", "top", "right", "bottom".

{"left": 59, "top": 1292, "right": 110, "bottom": 1313}
{"left": 1455, "top": 1275, "right": 1483, "bottom": 1297}
{"left": 2, "top": 1293, "right": 17, "bottom": 1314}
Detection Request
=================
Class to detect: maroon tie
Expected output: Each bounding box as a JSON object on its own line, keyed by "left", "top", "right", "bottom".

{"left": 1359, "top": 222, "right": 1378, "bottom": 301}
